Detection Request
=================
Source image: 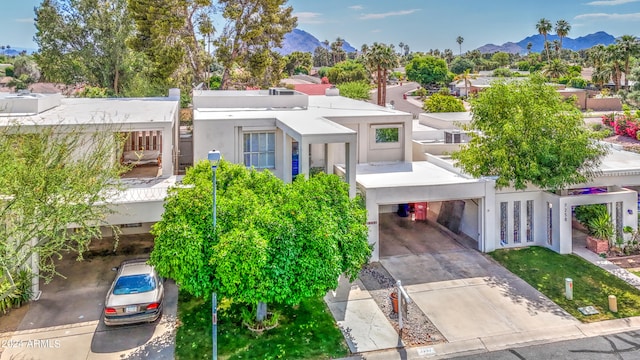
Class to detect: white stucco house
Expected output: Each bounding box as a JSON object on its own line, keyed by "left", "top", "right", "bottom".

{"left": 191, "top": 88, "right": 640, "bottom": 262}
{"left": 3, "top": 88, "right": 640, "bottom": 271}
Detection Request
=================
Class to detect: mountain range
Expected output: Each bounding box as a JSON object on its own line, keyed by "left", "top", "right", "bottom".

{"left": 275, "top": 29, "right": 356, "bottom": 56}
{"left": 476, "top": 31, "right": 616, "bottom": 54}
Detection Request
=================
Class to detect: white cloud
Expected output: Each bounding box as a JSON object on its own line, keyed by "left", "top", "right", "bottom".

{"left": 293, "top": 12, "right": 324, "bottom": 24}
{"left": 349, "top": 5, "right": 364, "bottom": 10}
{"left": 371, "top": 29, "right": 381, "bottom": 33}
{"left": 575, "top": 12, "right": 640, "bottom": 20}
{"left": 15, "top": 18, "right": 34, "bottom": 23}
{"left": 359, "top": 9, "right": 420, "bottom": 20}
{"left": 586, "top": 0, "right": 640, "bottom": 5}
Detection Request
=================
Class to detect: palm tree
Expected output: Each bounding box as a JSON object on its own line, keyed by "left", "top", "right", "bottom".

{"left": 542, "top": 59, "right": 568, "bottom": 79}
{"left": 456, "top": 36, "right": 464, "bottom": 55}
{"left": 398, "top": 42, "right": 404, "bottom": 55}
{"left": 605, "top": 44, "right": 624, "bottom": 91}
{"left": 444, "top": 49, "right": 454, "bottom": 64}
{"left": 555, "top": 19, "right": 571, "bottom": 50}
{"left": 403, "top": 44, "right": 409, "bottom": 56}
{"left": 360, "top": 43, "right": 369, "bottom": 55}
{"left": 365, "top": 43, "right": 398, "bottom": 106}
{"left": 553, "top": 40, "right": 561, "bottom": 58}
{"left": 615, "top": 35, "right": 640, "bottom": 89}
{"left": 527, "top": 42, "right": 533, "bottom": 54}
{"left": 536, "top": 18, "right": 552, "bottom": 63}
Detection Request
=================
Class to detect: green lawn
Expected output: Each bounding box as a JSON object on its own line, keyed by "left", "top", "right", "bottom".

{"left": 490, "top": 246, "right": 640, "bottom": 322}
{"left": 175, "top": 291, "right": 349, "bottom": 360}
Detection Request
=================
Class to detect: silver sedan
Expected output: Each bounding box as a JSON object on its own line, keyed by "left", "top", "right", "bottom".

{"left": 104, "top": 259, "right": 164, "bottom": 326}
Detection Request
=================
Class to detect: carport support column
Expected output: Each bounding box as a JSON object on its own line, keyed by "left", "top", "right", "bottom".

{"left": 300, "top": 140, "right": 310, "bottom": 179}
{"left": 345, "top": 141, "right": 356, "bottom": 199}
{"left": 325, "top": 143, "right": 335, "bottom": 175}
{"left": 482, "top": 180, "right": 497, "bottom": 253}
{"left": 366, "top": 191, "right": 380, "bottom": 262}
{"left": 282, "top": 133, "right": 292, "bottom": 183}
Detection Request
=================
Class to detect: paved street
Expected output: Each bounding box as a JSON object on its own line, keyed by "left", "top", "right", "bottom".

{"left": 450, "top": 330, "right": 640, "bottom": 360}
{"left": 370, "top": 82, "right": 424, "bottom": 116}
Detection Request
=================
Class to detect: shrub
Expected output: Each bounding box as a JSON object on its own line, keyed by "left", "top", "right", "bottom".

{"left": 492, "top": 68, "right": 512, "bottom": 77}
{"left": 336, "top": 81, "right": 370, "bottom": 100}
{"left": 4, "top": 66, "right": 14, "bottom": 77}
{"left": 516, "top": 61, "right": 530, "bottom": 71}
{"left": 569, "top": 77, "right": 587, "bottom": 89}
{"left": 575, "top": 204, "right": 608, "bottom": 234}
{"left": 423, "top": 93, "right": 466, "bottom": 112}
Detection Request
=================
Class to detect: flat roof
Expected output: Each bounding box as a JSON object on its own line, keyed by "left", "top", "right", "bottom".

{"left": 0, "top": 97, "right": 178, "bottom": 126}
{"left": 194, "top": 95, "right": 409, "bottom": 121}
{"left": 277, "top": 115, "right": 356, "bottom": 137}
{"left": 355, "top": 161, "right": 480, "bottom": 189}
{"left": 420, "top": 112, "right": 472, "bottom": 122}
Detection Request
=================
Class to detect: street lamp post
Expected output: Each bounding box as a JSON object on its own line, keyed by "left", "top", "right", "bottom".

{"left": 207, "top": 150, "right": 221, "bottom": 360}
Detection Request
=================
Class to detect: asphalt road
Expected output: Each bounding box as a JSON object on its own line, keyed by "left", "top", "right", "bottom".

{"left": 450, "top": 330, "right": 640, "bottom": 360}
{"left": 370, "top": 82, "right": 424, "bottom": 116}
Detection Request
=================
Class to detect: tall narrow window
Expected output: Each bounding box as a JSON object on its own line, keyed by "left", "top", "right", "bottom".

{"left": 243, "top": 132, "right": 275, "bottom": 169}
{"left": 616, "top": 201, "right": 623, "bottom": 242}
{"left": 547, "top": 202, "right": 553, "bottom": 245}
{"left": 500, "top": 202, "right": 508, "bottom": 245}
{"left": 526, "top": 200, "right": 534, "bottom": 242}
{"left": 514, "top": 201, "right": 521, "bottom": 243}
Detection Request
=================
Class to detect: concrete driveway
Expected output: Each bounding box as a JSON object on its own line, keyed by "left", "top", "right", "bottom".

{"left": 378, "top": 214, "right": 579, "bottom": 343}
{"left": 0, "top": 234, "right": 177, "bottom": 360}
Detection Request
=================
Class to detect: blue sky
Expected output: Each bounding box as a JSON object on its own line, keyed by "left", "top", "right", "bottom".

{"left": 2, "top": 0, "right": 639, "bottom": 52}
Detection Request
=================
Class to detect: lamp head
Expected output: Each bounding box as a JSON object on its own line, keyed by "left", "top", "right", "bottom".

{"left": 208, "top": 150, "right": 221, "bottom": 168}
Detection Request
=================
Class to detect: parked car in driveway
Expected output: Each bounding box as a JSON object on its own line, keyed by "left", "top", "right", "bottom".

{"left": 104, "top": 259, "right": 164, "bottom": 326}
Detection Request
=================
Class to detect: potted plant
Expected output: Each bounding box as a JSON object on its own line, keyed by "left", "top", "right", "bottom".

{"left": 586, "top": 213, "right": 614, "bottom": 254}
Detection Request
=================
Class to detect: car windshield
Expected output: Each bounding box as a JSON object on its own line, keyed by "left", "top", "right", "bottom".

{"left": 113, "top": 274, "right": 156, "bottom": 295}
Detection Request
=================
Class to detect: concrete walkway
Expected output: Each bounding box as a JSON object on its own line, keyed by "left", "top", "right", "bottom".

{"left": 328, "top": 226, "right": 640, "bottom": 359}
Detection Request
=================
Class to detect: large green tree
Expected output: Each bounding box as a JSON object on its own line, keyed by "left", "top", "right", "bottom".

{"left": 215, "top": 0, "right": 297, "bottom": 89}
{"left": 34, "top": 0, "right": 134, "bottom": 94}
{"left": 405, "top": 55, "right": 450, "bottom": 88}
{"left": 128, "top": 0, "right": 212, "bottom": 91}
{"left": 150, "top": 160, "right": 370, "bottom": 321}
{"left": 283, "top": 51, "right": 312, "bottom": 76}
{"left": 451, "top": 75, "right": 607, "bottom": 190}
{"left": 326, "top": 60, "right": 368, "bottom": 84}
{"left": 0, "top": 122, "right": 128, "bottom": 282}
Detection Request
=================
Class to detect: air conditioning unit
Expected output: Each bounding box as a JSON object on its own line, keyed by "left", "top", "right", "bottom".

{"left": 268, "top": 87, "right": 295, "bottom": 96}
{"left": 444, "top": 130, "right": 461, "bottom": 144}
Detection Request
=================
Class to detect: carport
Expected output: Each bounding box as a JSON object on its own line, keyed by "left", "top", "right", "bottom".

{"left": 355, "top": 161, "right": 495, "bottom": 261}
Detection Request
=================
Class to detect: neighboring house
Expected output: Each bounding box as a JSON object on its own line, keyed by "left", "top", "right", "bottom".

{"left": 0, "top": 90, "right": 182, "bottom": 234}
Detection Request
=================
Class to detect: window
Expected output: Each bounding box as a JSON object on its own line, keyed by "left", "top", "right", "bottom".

{"left": 500, "top": 202, "right": 508, "bottom": 245}
{"left": 526, "top": 200, "right": 534, "bottom": 242}
{"left": 376, "top": 128, "right": 399, "bottom": 143}
{"left": 370, "top": 124, "right": 403, "bottom": 149}
{"left": 514, "top": 201, "right": 521, "bottom": 243}
{"left": 243, "top": 132, "right": 275, "bottom": 169}
{"left": 547, "top": 202, "right": 553, "bottom": 245}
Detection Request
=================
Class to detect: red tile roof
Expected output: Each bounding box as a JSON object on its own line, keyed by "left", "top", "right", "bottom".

{"left": 294, "top": 84, "right": 333, "bottom": 95}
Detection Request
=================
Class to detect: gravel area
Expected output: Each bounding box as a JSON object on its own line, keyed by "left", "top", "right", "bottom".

{"left": 358, "top": 263, "right": 445, "bottom": 346}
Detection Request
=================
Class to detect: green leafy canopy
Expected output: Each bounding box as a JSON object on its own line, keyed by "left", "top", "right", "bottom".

{"left": 451, "top": 75, "right": 607, "bottom": 190}
{"left": 150, "top": 160, "right": 371, "bottom": 305}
